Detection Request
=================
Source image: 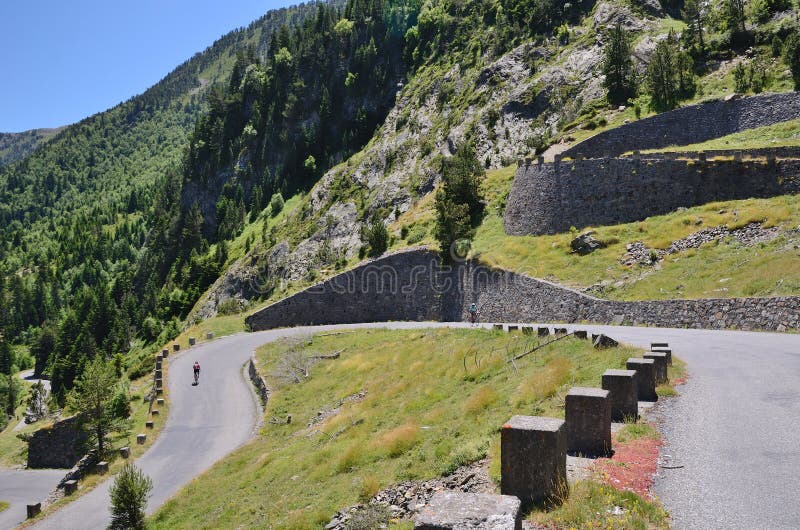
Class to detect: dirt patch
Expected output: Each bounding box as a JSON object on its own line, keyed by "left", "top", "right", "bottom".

{"left": 593, "top": 432, "right": 663, "bottom": 499}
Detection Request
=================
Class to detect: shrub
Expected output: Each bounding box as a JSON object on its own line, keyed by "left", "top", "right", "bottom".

{"left": 363, "top": 219, "right": 389, "bottom": 257}
{"left": 109, "top": 464, "right": 153, "bottom": 530}
{"left": 269, "top": 192, "right": 284, "bottom": 217}
{"left": 375, "top": 422, "right": 420, "bottom": 457}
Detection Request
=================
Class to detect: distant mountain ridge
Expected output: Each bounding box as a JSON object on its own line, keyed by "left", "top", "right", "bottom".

{"left": 0, "top": 127, "right": 65, "bottom": 166}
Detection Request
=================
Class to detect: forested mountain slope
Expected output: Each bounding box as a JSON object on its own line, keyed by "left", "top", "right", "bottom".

{"left": 0, "top": 0, "right": 337, "bottom": 403}
{"left": 0, "top": 128, "right": 65, "bottom": 166}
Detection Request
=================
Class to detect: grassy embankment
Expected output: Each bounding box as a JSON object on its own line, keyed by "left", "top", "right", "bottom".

{"left": 641, "top": 118, "right": 800, "bottom": 153}
{"left": 150, "top": 327, "right": 680, "bottom": 529}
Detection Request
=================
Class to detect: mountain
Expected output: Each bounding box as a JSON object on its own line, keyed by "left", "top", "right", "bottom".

{"left": 1, "top": 0, "right": 799, "bottom": 407}
{"left": 0, "top": 128, "right": 65, "bottom": 166}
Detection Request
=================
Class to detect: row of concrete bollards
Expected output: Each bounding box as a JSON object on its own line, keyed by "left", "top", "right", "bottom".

{"left": 415, "top": 339, "right": 674, "bottom": 529}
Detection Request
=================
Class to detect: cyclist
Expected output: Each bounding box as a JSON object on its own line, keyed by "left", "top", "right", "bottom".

{"left": 193, "top": 361, "right": 201, "bottom": 384}
{"left": 468, "top": 302, "right": 478, "bottom": 326}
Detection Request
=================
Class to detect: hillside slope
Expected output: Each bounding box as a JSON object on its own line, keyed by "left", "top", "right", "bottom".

{"left": 0, "top": 128, "right": 65, "bottom": 166}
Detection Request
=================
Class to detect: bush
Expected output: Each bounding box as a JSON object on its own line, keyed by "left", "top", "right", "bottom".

{"left": 269, "top": 192, "right": 284, "bottom": 217}
{"left": 363, "top": 219, "right": 389, "bottom": 257}
{"left": 109, "top": 464, "right": 153, "bottom": 530}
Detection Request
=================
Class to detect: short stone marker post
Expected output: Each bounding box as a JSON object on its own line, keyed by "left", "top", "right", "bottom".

{"left": 157, "top": 398, "right": 165, "bottom": 405}
{"left": 507, "top": 325, "right": 519, "bottom": 332}
{"left": 650, "top": 342, "right": 668, "bottom": 350}
{"left": 501, "top": 415, "right": 567, "bottom": 509}
{"left": 151, "top": 409, "right": 159, "bottom": 416}
{"left": 574, "top": 330, "right": 588, "bottom": 339}
{"left": 537, "top": 327, "right": 550, "bottom": 337}
{"left": 521, "top": 326, "right": 533, "bottom": 335}
{"left": 626, "top": 358, "right": 657, "bottom": 401}
{"left": 565, "top": 387, "right": 612, "bottom": 457}
{"left": 146, "top": 421, "right": 154, "bottom": 429}
{"left": 161, "top": 348, "right": 169, "bottom": 356}
{"left": 643, "top": 351, "right": 669, "bottom": 384}
{"left": 154, "top": 369, "right": 162, "bottom": 379}
{"left": 414, "top": 492, "right": 522, "bottom": 530}
{"left": 137, "top": 433, "right": 147, "bottom": 444}
{"left": 189, "top": 337, "right": 196, "bottom": 346}
{"left": 651, "top": 347, "right": 672, "bottom": 365}
{"left": 593, "top": 334, "right": 619, "bottom": 349}
{"left": 206, "top": 332, "right": 214, "bottom": 340}
{"left": 554, "top": 327, "right": 568, "bottom": 335}
{"left": 64, "top": 480, "right": 78, "bottom": 495}
{"left": 27, "top": 503, "right": 41, "bottom": 518}
{"left": 602, "top": 369, "right": 639, "bottom": 421}
{"left": 155, "top": 379, "right": 163, "bottom": 390}
{"left": 96, "top": 461, "right": 109, "bottom": 474}
{"left": 493, "top": 324, "right": 504, "bottom": 331}
{"left": 172, "top": 343, "right": 180, "bottom": 352}
{"left": 156, "top": 388, "right": 163, "bottom": 395}
{"left": 120, "top": 446, "right": 130, "bottom": 458}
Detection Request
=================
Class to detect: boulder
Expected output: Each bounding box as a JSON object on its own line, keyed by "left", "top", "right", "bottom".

{"left": 570, "top": 231, "right": 606, "bottom": 255}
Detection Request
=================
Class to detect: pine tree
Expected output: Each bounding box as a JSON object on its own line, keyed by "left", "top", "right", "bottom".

{"left": 67, "top": 357, "right": 120, "bottom": 455}
{"left": 682, "top": 0, "right": 706, "bottom": 57}
{"left": 602, "top": 23, "right": 637, "bottom": 105}
{"left": 109, "top": 464, "right": 153, "bottom": 530}
{"left": 785, "top": 32, "right": 800, "bottom": 91}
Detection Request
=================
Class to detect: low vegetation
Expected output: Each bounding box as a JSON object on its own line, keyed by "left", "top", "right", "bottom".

{"left": 150, "top": 327, "right": 657, "bottom": 528}
{"left": 642, "top": 118, "right": 800, "bottom": 152}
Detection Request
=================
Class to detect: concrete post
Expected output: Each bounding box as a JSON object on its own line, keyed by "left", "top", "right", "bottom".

{"left": 537, "top": 327, "right": 550, "bottom": 337}
{"left": 64, "top": 480, "right": 78, "bottom": 495}
{"left": 173, "top": 344, "right": 180, "bottom": 352}
{"left": 157, "top": 398, "right": 165, "bottom": 405}
{"left": 652, "top": 348, "right": 672, "bottom": 365}
{"left": 573, "top": 330, "right": 588, "bottom": 339}
{"left": 161, "top": 349, "right": 168, "bottom": 356}
{"left": 501, "top": 415, "right": 567, "bottom": 509}
{"left": 554, "top": 328, "right": 567, "bottom": 335}
{"left": 507, "top": 325, "right": 519, "bottom": 332}
{"left": 156, "top": 388, "right": 163, "bottom": 395}
{"left": 414, "top": 492, "right": 521, "bottom": 530}
{"left": 151, "top": 409, "right": 160, "bottom": 416}
{"left": 650, "top": 342, "right": 668, "bottom": 350}
{"left": 493, "top": 324, "right": 504, "bottom": 331}
{"left": 565, "top": 387, "right": 612, "bottom": 457}
{"left": 206, "top": 332, "right": 214, "bottom": 340}
{"left": 27, "top": 503, "right": 42, "bottom": 518}
{"left": 137, "top": 433, "right": 146, "bottom": 444}
{"left": 120, "top": 446, "right": 130, "bottom": 458}
{"left": 155, "top": 369, "right": 162, "bottom": 379}
{"left": 643, "top": 352, "right": 669, "bottom": 384}
{"left": 96, "top": 461, "right": 109, "bottom": 474}
{"left": 626, "top": 358, "right": 657, "bottom": 401}
{"left": 189, "top": 337, "right": 196, "bottom": 346}
{"left": 602, "top": 369, "right": 639, "bottom": 421}
{"left": 146, "top": 421, "right": 154, "bottom": 429}
{"left": 521, "top": 326, "right": 533, "bottom": 335}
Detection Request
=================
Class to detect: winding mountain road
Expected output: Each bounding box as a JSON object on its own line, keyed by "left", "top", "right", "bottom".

{"left": 1, "top": 322, "right": 798, "bottom": 529}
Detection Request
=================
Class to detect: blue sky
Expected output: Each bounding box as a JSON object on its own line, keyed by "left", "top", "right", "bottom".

{"left": 0, "top": 0, "right": 295, "bottom": 132}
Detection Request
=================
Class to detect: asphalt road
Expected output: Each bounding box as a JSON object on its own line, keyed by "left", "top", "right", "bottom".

{"left": 5, "top": 322, "right": 799, "bottom": 529}
{"left": 0, "top": 470, "right": 64, "bottom": 529}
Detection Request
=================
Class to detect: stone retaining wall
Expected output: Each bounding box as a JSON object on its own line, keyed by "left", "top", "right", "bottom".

{"left": 248, "top": 356, "right": 270, "bottom": 406}
{"left": 245, "top": 250, "right": 800, "bottom": 333}
{"left": 27, "top": 415, "right": 86, "bottom": 469}
{"left": 562, "top": 92, "right": 800, "bottom": 159}
{"left": 503, "top": 155, "right": 800, "bottom": 235}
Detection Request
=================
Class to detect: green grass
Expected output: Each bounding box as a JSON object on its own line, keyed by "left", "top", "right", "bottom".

{"left": 530, "top": 480, "right": 668, "bottom": 529}
{"left": 642, "top": 119, "right": 800, "bottom": 153}
{"left": 615, "top": 421, "right": 660, "bottom": 444}
{"left": 0, "top": 381, "right": 36, "bottom": 467}
{"left": 149, "top": 328, "right": 644, "bottom": 529}
{"left": 0, "top": 501, "right": 8, "bottom": 514}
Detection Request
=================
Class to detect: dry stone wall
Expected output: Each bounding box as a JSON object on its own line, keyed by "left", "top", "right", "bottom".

{"left": 27, "top": 415, "right": 87, "bottom": 469}
{"left": 503, "top": 155, "right": 800, "bottom": 235}
{"left": 245, "top": 250, "right": 800, "bottom": 333}
{"left": 562, "top": 92, "right": 800, "bottom": 159}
